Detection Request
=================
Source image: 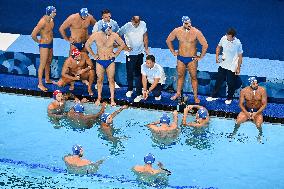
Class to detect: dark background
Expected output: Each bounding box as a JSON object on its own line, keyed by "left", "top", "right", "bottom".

{"left": 0, "top": 0, "right": 283, "bottom": 60}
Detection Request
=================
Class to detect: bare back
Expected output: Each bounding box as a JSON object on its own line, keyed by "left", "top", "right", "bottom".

{"left": 32, "top": 16, "right": 54, "bottom": 44}
{"left": 64, "top": 156, "right": 91, "bottom": 167}
{"left": 242, "top": 86, "right": 266, "bottom": 109}
{"left": 167, "top": 27, "right": 207, "bottom": 57}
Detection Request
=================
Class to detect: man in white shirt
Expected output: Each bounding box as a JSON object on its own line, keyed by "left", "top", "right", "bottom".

{"left": 118, "top": 16, "right": 149, "bottom": 102}
{"left": 141, "top": 55, "right": 166, "bottom": 101}
{"left": 206, "top": 28, "right": 243, "bottom": 105}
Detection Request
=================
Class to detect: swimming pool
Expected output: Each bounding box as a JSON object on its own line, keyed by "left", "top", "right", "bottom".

{"left": 0, "top": 92, "right": 284, "bottom": 189}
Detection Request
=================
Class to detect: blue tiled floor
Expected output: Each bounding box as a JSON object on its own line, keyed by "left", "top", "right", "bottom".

{"left": 0, "top": 73, "right": 283, "bottom": 119}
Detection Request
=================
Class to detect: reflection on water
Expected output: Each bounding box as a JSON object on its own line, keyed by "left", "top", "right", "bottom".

{"left": 182, "top": 126, "right": 213, "bottom": 150}
{"left": 151, "top": 128, "right": 181, "bottom": 149}
{"left": 132, "top": 171, "right": 169, "bottom": 188}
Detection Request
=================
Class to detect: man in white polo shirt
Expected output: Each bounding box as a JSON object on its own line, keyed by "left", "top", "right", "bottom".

{"left": 118, "top": 16, "right": 149, "bottom": 102}
{"left": 206, "top": 28, "right": 243, "bottom": 105}
{"left": 140, "top": 55, "right": 166, "bottom": 101}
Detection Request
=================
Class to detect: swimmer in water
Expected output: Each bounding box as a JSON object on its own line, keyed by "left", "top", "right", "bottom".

{"left": 133, "top": 153, "right": 171, "bottom": 175}
{"left": 182, "top": 105, "right": 209, "bottom": 127}
{"left": 31, "top": 6, "right": 56, "bottom": 92}
{"left": 146, "top": 110, "right": 178, "bottom": 132}
{"left": 64, "top": 144, "right": 105, "bottom": 174}
{"left": 67, "top": 102, "right": 106, "bottom": 128}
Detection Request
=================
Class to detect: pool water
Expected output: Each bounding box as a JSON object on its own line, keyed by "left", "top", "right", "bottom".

{"left": 0, "top": 93, "right": 284, "bottom": 189}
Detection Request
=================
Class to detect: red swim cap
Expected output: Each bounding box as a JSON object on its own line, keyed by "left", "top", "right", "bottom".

{"left": 53, "top": 90, "right": 62, "bottom": 99}
{"left": 71, "top": 48, "right": 81, "bottom": 58}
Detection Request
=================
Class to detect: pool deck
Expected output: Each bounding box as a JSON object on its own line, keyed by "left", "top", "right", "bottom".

{"left": 0, "top": 73, "right": 283, "bottom": 124}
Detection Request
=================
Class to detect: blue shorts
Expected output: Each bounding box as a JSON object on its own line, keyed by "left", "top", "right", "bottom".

{"left": 97, "top": 58, "right": 115, "bottom": 69}
{"left": 39, "top": 42, "right": 53, "bottom": 49}
{"left": 72, "top": 42, "right": 85, "bottom": 51}
{"left": 177, "top": 55, "right": 195, "bottom": 65}
{"left": 246, "top": 107, "right": 259, "bottom": 112}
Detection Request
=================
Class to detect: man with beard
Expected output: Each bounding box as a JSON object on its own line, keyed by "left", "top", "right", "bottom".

{"left": 230, "top": 77, "right": 267, "bottom": 141}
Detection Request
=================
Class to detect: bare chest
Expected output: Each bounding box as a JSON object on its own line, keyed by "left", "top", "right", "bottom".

{"left": 176, "top": 30, "right": 197, "bottom": 43}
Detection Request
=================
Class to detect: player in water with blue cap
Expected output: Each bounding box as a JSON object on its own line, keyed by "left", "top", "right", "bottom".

{"left": 99, "top": 105, "right": 128, "bottom": 142}
{"left": 64, "top": 144, "right": 105, "bottom": 174}
{"left": 182, "top": 105, "right": 209, "bottom": 127}
{"left": 67, "top": 101, "right": 106, "bottom": 128}
{"left": 59, "top": 8, "right": 96, "bottom": 53}
{"left": 86, "top": 22, "right": 125, "bottom": 106}
{"left": 31, "top": 6, "right": 57, "bottom": 92}
{"left": 133, "top": 153, "right": 171, "bottom": 175}
{"left": 146, "top": 110, "right": 178, "bottom": 132}
{"left": 230, "top": 76, "right": 267, "bottom": 142}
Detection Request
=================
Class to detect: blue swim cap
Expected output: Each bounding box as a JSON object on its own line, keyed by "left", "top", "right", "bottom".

{"left": 197, "top": 108, "right": 208, "bottom": 119}
{"left": 46, "top": 6, "right": 56, "bottom": 16}
{"left": 144, "top": 153, "right": 155, "bottom": 164}
{"left": 101, "top": 113, "right": 111, "bottom": 123}
{"left": 80, "top": 8, "right": 89, "bottom": 17}
{"left": 102, "top": 22, "right": 112, "bottom": 32}
{"left": 182, "top": 16, "right": 191, "bottom": 23}
{"left": 248, "top": 76, "right": 258, "bottom": 85}
{"left": 160, "top": 114, "right": 170, "bottom": 124}
{"left": 73, "top": 103, "right": 84, "bottom": 113}
{"left": 72, "top": 144, "right": 82, "bottom": 155}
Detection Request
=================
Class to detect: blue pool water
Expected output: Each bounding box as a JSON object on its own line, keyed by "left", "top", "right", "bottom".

{"left": 0, "top": 92, "right": 284, "bottom": 188}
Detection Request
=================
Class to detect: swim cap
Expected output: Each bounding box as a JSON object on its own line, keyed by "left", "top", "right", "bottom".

{"left": 182, "top": 16, "right": 191, "bottom": 23}
{"left": 144, "top": 153, "right": 155, "bottom": 164}
{"left": 46, "top": 6, "right": 56, "bottom": 16}
{"left": 71, "top": 48, "right": 81, "bottom": 58}
{"left": 72, "top": 144, "right": 82, "bottom": 155}
{"left": 160, "top": 114, "right": 170, "bottom": 124}
{"left": 73, "top": 103, "right": 84, "bottom": 113}
{"left": 80, "top": 8, "right": 89, "bottom": 17}
{"left": 197, "top": 108, "right": 208, "bottom": 119}
{"left": 101, "top": 113, "right": 111, "bottom": 123}
{"left": 102, "top": 22, "right": 112, "bottom": 32}
{"left": 53, "top": 90, "right": 62, "bottom": 99}
{"left": 248, "top": 76, "right": 258, "bottom": 85}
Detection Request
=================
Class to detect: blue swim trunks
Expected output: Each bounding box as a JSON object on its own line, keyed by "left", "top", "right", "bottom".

{"left": 246, "top": 106, "right": 259, "bottom": 112}
{"left": 177, "top": 55, "right": 195, "bottom": 65}
{"left": 72, "top": 42, "right": 85, "bottom": 51}
{"left": 39, "top": 42, "right": 53, "bottom": 49}
{"left": 97, "top": 58, "right": 115, "bottom": 69}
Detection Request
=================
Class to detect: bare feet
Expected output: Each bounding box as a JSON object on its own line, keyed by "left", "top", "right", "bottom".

{"left": 88, "top": 86, "right": 94, "bottom": 96}
{"left": 170, "top": 93, "right": 181, "bottom": 101}
{"left": 38, "top": 84, "right": 48, "bottom": 92}
{"left": 194, "top": 97, "right": 200, "bottom": 104}
{"left": 110, "top": 99, "right": 116, "bottom": 106}
{"left": 95, "top": 98, "right": 101, "bottom": 106}
{"left": 45, "top": 80, "right": 53, "bottom": 84}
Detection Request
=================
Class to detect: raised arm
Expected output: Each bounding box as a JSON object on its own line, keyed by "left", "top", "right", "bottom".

{"left": 170, "top": 110, "right": 178, "bottom": 129}
{"left": 166, "top": 29, "right": 178, "bottom": 56}
{"left": 111, "top": 105, "right": 128, "bottom": 118}
{"left": 31, "top": 19, "right": 45, "bottom": 43}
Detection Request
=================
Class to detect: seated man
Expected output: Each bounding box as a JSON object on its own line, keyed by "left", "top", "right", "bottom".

{"left": 53, "top": 48, "right": 95, "bottom": 95}
{"left": 133, "top": 153, "right": 171, "bottom": 176}
{"left": 138, "top": 55, "right": 166, "bottom": 102}
{"left": 99, "top": 105, "right": 128, "bottom": 142}
{"left": 146, "top": 110, "right": 178, "bottom": 132}
{"left": 230, "top": 77, "right": 267, "bottom": 142}
{"left": 67, "top": 102, "right": 106, "bottom": 128}
{"left": 64, "top": 144, "right": 105, "bottom": 174}
{"left": 182, "top": 105, "right": 209, "bottom": 127}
